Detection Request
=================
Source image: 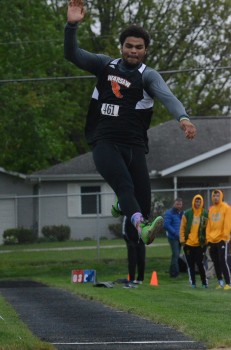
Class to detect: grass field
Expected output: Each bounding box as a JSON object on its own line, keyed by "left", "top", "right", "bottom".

{"left": 0, "top": 238, "right": 231, "bottom": 350}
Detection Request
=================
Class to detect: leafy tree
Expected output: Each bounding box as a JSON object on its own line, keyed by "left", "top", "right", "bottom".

{"left": 86, "top": 0, "right": 230, "bottom": 121}
{"left": 0, "top": 0, "right": 94, "bottom": 173}
{"left": 0, "top": 0, "right": 230, "bottom": 173}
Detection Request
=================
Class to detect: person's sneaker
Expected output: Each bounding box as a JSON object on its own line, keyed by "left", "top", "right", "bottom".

{"left": 191, "top": 284, "right": 196, "bottom": 288}
{"left": 111, "top": 199, "right": 123, "bottom": 218}
{"left": 224, "top": 284, "right": 231, "bottom": 290}
{"left": 215, "top": 284, "right": 223, "bottom": 289}
{"left": 216, "top": 280, "right": 224, "bottom": 289}
{"left": 123, "top": 282, "right": 138, "bottom": 289}
{"left": 202, "top": 284, "right": 208, "bottom": 288}
{"left": 132, "top": 280, "right": 143, "bottom": 285}
{"left": 140, "top": 216, "right": 164, "bottom": 245}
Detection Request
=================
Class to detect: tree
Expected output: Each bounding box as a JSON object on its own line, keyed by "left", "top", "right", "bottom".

{"left": 86, "top": 0, "right": 230, "bottom": 121}
{"left": 0, "top": 0, "right": 94, "bottom": 173}
{"left": 0, "top": 0, "right": 230, "bottom": 173}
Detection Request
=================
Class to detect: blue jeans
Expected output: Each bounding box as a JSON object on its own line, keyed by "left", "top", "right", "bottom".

{"left": 168, "top": 238, "right": 181, "bottom": 277}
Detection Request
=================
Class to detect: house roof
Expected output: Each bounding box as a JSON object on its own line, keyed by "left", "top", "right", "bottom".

{"left": 30, "top": 116, "right": 231, "bottom": 180}
{"left": 146, "top": 116, "right": 231, "bottom": 173}
{"left": 30, "top": 151, "right": 99, "bottom": 180}
{"left": 159, "top": 142, "right": 231, "bottom": 176}
{"left": 0, "top": 166, "right": 26, "bottom": 180}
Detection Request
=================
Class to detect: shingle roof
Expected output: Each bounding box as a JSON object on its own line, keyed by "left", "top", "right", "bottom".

{"left": 33, "top": 152, "right": 97, "bottom": 176}
{"left": 32, "top": 116, "right": 231, "bottom": 176}
{"left": 146, "top": 116, "right": 231, "bottom": 172}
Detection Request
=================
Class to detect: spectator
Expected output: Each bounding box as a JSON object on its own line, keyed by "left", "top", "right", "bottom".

{"left": 206, "top": 189, "right": 231, "bottom": 290}
{"left": 164, "top": 198, "right": 184, "bottom": 278}
{"left": 180, "top": 194, "right": 208, "bottom": 288}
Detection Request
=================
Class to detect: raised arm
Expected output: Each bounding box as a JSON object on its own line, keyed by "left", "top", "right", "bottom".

{"left": 65, "top": 0, "right": 111, "bottom": 76}
{"left": 67, "top": 0, "right": 85, "bottom": 23}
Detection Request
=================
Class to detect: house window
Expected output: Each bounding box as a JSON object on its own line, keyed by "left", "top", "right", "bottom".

{"left": 81, "top": 186, "right": 101, "bottom": 214}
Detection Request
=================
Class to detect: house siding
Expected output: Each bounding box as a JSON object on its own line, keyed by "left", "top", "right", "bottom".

{"left": 35, "top": 181, "right": 117, "bottom": 240}
{"left": 0, "top": 172, "right": 33, "bottom": 244}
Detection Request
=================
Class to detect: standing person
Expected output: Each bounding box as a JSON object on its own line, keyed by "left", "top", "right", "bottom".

{"left": 164, "top": 198, "right": 184, "bottom": 278}
{"left": 122, "top": 216, "right": 146, "bottom": 287}
{"left": 64, "top": 0, "right": 197, "bottom": 245}
{"left": 180, "top": 195, "right": 208, "bottom": 288}
{"left": 206, "top": 190, "right": 231, "bottom": 290}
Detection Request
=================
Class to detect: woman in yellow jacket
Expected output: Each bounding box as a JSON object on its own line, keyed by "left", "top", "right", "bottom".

{"left": 180, "top": 194, "right": 208, "bottom": 288}
{"left": 206, "top": 189, "right": 231, "bottom": 290}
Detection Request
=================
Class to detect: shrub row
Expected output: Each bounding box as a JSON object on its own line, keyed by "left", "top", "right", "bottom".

{"left": 3, "top": 228, "right": 36, "bottom": 245}
{"left": 42, "top": 225, "right": 70, "bottom": 242}
{"left": 3, "top": 225, "right": 71, "bottom": 245}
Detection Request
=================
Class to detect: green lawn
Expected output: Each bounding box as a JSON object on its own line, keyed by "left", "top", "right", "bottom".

{"left": 0, "top": 238, "right": 231, "bottom": 349}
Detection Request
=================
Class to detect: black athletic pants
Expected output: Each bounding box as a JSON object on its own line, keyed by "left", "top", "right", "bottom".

{"left": 123, "top": 217, "right": 146, "bottom": 282}
{"left": 208, "top": 240, "right": 231, "bottom": 285}
{"left": 93, "top": 142, "right": 151, "bottom": 226}
{"left": 183, "top": 245, "right": 207, "bottom": 285}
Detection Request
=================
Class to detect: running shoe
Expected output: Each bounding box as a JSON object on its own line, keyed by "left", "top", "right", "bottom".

{"left": 215, "top": 285, "right": 223, "bottom": 289}
{"left": 224, "top": 284, "right": 231, "bottom": 290}
{"left": 216, "top": 280, "right": 224, "bottom": 289}
{"left": 123, "top": 282, "right": 138, "bottom": 289}
{"left": 140, "top": 216, "right": 164, "bottom": 245}
{"left": 111, "top": 199, "right": 123, "bottom": 218}
{"left": 132, "top": 280, "right": 143, "bottom": 285}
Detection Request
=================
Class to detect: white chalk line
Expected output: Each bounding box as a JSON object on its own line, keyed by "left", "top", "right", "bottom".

{"left": 52, "top": 340, "right": 197, "bottom": 345}
{"left": 0, "top": 243, "right": 168, "bottom": 254}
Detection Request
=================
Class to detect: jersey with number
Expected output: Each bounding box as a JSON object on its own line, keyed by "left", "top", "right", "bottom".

{"left": 85, "top": 59, "right": 153, "bottom": 151}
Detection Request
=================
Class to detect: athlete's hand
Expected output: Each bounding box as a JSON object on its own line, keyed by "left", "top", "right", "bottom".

{"left": 67, "top": 0, "right": 85, "bottom": 23}
{"left": 180, "top": 120, "right": 196, "bottom": 140}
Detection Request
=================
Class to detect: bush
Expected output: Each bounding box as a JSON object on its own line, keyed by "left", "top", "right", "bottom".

{"left": 41, "top": 225, "right": 71, "bottom": 242}
{"left": 108, "top": 223, "right": 123, "bottom": 239}
{"left": 3, "top": 227, "right": 36, "bottom": 245}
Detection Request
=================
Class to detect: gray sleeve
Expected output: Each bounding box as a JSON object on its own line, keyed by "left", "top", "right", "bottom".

{"left": 64, "top": 23, "right": 111, "bottom": 76}
{"left": 143, "top": 68, "right": 188, "bottom": 120}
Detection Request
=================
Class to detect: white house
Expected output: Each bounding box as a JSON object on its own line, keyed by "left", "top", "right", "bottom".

{"left": 27, "top": 116, "right": 231, "bottom": 240}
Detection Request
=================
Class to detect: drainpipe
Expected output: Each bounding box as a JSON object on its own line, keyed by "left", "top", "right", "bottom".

{"left": 173, "top": 176, "right": 178, "bottom": 199}
{"left": 37, "top": 178, "right": 41, "bottom": 238}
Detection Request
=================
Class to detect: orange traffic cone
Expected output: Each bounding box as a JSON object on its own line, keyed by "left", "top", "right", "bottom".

{"left": 150, "top": 271, "right": 158, "bottom": 286}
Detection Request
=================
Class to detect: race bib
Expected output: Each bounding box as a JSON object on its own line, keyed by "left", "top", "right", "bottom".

{"left": 101, "top": 103, "right": 119, "bottom": 117}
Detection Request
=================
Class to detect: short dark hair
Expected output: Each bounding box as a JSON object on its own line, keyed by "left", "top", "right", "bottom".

{"left": 119, "top": 25, "right": 151, "bottom": 48}
{"left": 213, "top": 189, "right": 224, "bottom": 199}
{"left": 174, "top": 197, "right": 183, "bottom": 203}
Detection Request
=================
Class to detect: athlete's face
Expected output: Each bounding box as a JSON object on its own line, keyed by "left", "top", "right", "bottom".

{"left": 121, "top": 37, "right": 147, "bottom": 66}
{"left": 194, "top": 198, "right": 201, "bottom": 209}
{"left": 213, "top": 192, "right": 220, "bottom": 204}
